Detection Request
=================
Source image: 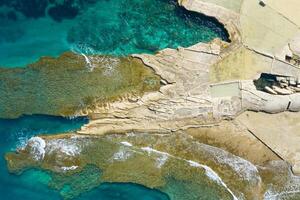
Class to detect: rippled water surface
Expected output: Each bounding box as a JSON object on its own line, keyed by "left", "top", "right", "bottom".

{"left": 0, "top": 0, "right": 229, "bottom": 67}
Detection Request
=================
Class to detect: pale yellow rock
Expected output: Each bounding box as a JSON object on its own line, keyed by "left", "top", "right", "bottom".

{"left": 210, "top": 47, "right": 272, "bottom": 82}
{"left": 237, "top": 111, "right": 300, "bottom": 175}
{"left": 76, "top": 0, "right": 300, "bottom": 176}
{"left": 179, "top": 0, "right": 240, "bottom": 35}
{"left": 275, "top": 44, "right": 293, "bottom": 61}
{"left": 271, "top": 59, "right": 300, "bottom": 77}
{"left": 80, "top": 41, "right": 222, "bottom": 135}
{"left": 240, "top": 0, "right": 299, "bottom": 55}
{"left": 188, "top": 0, "right": 243, "bottom": 13}
{"left": 290, "top": 33, "right": 300, "bottom": 57}
{"left": 267, "top": 0, "right": 300, "bottom": 27}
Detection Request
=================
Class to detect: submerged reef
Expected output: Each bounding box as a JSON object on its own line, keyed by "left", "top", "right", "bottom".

{"left": 2, "top": 0, "right": 300, "bottom": 199}
{"left": 0, "top": 52, "right": 160, "bottom": 118}
{"left": 6, "top": 133, "right": 236, "bottom": 200}
{"left": 6, "top": 132, "right": 300, "bottom": 200}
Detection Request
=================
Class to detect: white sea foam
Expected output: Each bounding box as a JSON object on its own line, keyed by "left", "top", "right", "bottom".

{"left": 188, "top": 160, "right": 201, "bottom": 167}
{"left": 215, "top": 153, "right": 259, "bottom": 182}
{"left": 101, "top": 57, "right": 119, "bottom": 76}
{"left": 156, "top": 153, "right": 169, "bottom": 168}
{"left": 188, "top": 160, "right": 224, "bottom": 184}
{"left": 264, "top": 171, "right": 300, "bottom": 200}
{"left": 88, "top": 56, "right": 120, "bottom": 76}
{"left": 61, "top": 166, "right": 78, "bottom": 171}
{"left": 197, "top": 142, "right": 260, "bottom": 183}
{"left": 125, "top": 132, "right": 136, "bottom": 137}
{"left": 141, "top": 147, "right": 169, "bottom": 168}
{"left": 141, "top": 147, "right": 169, "bottom": 155}
{"left": 81, "top": 53, "right": 94, "bottom": 71}
{"left": 187, "top": 160, "right": 239, "bottom": 200}
{"left": 27, "top": 137, "right": 46, "bottom": 161}
{"left": 264, "top": 188, "right": 300, "bottom": 200}
{"left": 70, "top": 135, "right": 87, "bottom": 139}
{"left": 46, "top": 139, "right": 82, "bottom": 156}
{"left": 113, "top": 147, "right": 133, "bottom": 161}
{"left": 71, "top": 44, "right": 95, "bottom": 71}
{"left": 120, "top": 141, "right": 133, "bottom": 147}
{"left": 15, "top": 132, "right": 30, "bottom": 151}
{"left": 76, "top": 44, "right": 119, "bottom": 76}
{"left": 140, "top": 146, "right": 238, "bottom": 199}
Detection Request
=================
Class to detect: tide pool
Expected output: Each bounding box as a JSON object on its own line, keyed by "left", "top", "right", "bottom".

{"left": 0, "top": 0, "right": 229, "bottom": 67}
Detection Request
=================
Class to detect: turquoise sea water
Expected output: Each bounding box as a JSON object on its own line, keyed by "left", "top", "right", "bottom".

{"left": 0, "top": 115, "right": 86, "bottom": 199}
{"left": 0, "top": 0, "right": 230, "bottom": 199}
{"left": 0, "top": 0, "right": 228, "bottom": 67}
{"left": 77, "top": 182, "right": 170, "bottom": 200}
{"left": 0, "top": 115, "right": 170, "bottom": 200}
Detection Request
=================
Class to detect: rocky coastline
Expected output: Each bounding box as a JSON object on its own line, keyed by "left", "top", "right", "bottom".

{"left": 75, "top": 0, "right": 300, "bottom": 174}
{"left": 5, "top": 0, "right": 300, "bottom": 199}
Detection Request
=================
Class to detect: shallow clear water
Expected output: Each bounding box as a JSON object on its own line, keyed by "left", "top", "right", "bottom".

{"left": 0, "top": 0, "right": 229, "bottom": 67}
{"left": 0, "top": 116, "right": 171, "bottom": 200}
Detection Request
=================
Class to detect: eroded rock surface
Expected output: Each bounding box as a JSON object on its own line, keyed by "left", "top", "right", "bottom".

{"left": 77, "top": 0, "right": 300, "bottom": 174}
{"left": 4, "top": 1, "right": 300, "bottom": 199}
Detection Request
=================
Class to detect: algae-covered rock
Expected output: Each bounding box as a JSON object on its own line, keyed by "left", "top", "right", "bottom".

{"left": 7, "top": 132, "right": 300, "bottom": 199}
{"left": 6, "top": 133, "right": 237, "bottom": 200}
{"left": 0, "top": 52, "right": 160, "bottom": 118}
{"left": 5, "top": 132, "right": 256, "bottom": 200}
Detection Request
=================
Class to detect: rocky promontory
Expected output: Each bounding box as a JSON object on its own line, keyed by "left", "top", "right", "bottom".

{"left": 76, "top": 0, "right": 300, "bottom": 174}
{"left": 3, "top": 0, "right": 300, "bottom": 175}
{"left": 5, "top": 0, "right": 300, "bottom": 199}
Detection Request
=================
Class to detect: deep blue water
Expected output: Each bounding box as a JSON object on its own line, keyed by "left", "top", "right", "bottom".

{"left": 0, "top": 0, "right": 229, "bottom": 67}
{"left": 0, "top": 115, "right": 170, "bottom": 200}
